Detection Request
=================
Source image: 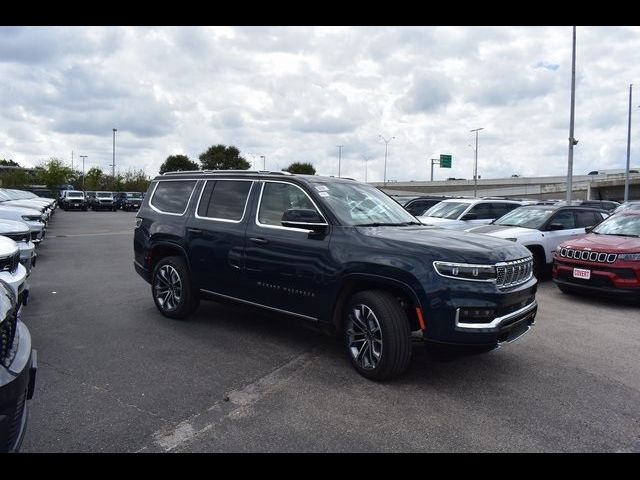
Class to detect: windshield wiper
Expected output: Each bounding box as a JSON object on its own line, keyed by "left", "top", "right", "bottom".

{"left": 355, "top": 222, "right": 419, "bottom": 227}
{"left": 605, "top": 233, "right": 639, "bottom": 237}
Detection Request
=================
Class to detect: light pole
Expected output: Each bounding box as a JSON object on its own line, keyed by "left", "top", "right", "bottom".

{"left": 566, "top": 26, "right": 578, "bottom": 204}
{"left": 260, "top": 155, "right": 266, "bottom": 170}
{"left": 363, "top": 156, "right": 371, "bottom": 183}
{"left": 112, "top": 128, "right": 117, "bottom": 180}
{"left": 80, "top": 155, "right": 87, "bottom": 190}
{"left": 624, "top": 84, "right": 633, "bottom": 202}
{"left": 379, "top": 135, "right": 395, "bottom": 185}
{"left": 336, "top": 145, "right": 344, "bottom": 177}
{"left": 470, "top": 128, "right": 484, "bottom": 197}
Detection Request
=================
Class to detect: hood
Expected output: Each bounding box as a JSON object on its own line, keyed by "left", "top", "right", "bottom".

{"left": 0, "top": 205, "right": 42, "bottom": 215}
{"left": 1, "top": 200, "right": 45, "bottom": 211}
{"left": 0, "top": 236, "right": 20, "bottom": 256}
{"left": 0, "top": 219, "right": 30, "bottom": 235}
{"left": 561, "top": 233, "right": 640, "bottom": 252}
{"left": 356, "top": 226, "right": 531, "bottom": 264}
{"left": 467, "top": 224, "right": 537, "bottom": 239}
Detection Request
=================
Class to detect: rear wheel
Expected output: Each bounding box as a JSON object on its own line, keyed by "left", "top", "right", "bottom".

{"left": 343, "top": 290, "right": 412, "bottom": 381}
{"left": 151, "top": 256, "right": 199, "bottom": 319}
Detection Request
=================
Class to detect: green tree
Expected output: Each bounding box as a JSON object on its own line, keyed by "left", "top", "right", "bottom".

{"left": 198, "top": 145, "right": 250, "bottom": 170}
{"left": 159, "top": 154, "right": 199, "bottom": 174}
{"left": 35, "top": 158, "right": 73, "bottom": 189}
{"left": 0, "top": 159, "right": 21, "bottom": 167}
{"left": 0, "top": 168, "right": 32, "bottom": 188}
{"left": 84, "top": 167, "right": 104, "bottom": 190}
{"left": 122, "top": 168, "right": 151, "bottom": 192}
{"left": 283, "top": 162, "right": 316, "bottom": 175}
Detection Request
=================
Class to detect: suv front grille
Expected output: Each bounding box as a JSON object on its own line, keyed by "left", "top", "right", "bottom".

{"left": 496, "top": 257, "right": 534, "bottom": 288}
{"left": 4, "top": 233, "right": 30, "bottom": 243}
{"left": 0, "top": 252, "right": 20, "bottom": 273}
{"left": 1, "top": 308, "right": 18, "bottom": 367}
{"left": 558, "top": 248, "right": 617, "bottom": 263}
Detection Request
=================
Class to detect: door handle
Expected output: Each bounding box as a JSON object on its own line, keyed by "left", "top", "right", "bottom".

{"left": 187, "top": 228, "right": 203, "bottom": 234}
{"left": 249, "top": 237, "right": 269, "bottom": 245}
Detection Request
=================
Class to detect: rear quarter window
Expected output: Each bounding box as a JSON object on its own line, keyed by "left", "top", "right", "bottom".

{"left": 150, "top": 180, "right": 197, "bottom": 215}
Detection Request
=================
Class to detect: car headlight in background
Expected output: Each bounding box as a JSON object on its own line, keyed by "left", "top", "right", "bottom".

{"left": 433, "top": 261, "right": 496, "bottom": 281}
{"left": 618, "top": 253, "right": 640, "bottom": 261}
{"left": 505, "top": 238, "right": 518, "bottom": 242}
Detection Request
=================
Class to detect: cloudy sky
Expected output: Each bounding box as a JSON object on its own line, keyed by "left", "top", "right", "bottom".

{"left": 2, "top": 26, "right": 640, "bottom": 182}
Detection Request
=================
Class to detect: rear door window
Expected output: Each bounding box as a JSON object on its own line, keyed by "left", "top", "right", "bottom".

{"left": 468, "top": 203, "right": 494, "bottom": 219}
{"left": 549, "top": 210, "right": 576, "bottom": 229}
{"left": 197, "top": 180, "right": 253, "bottom": 221}
{"left": 150, "top": 180, "right": 197, "bottom": 215}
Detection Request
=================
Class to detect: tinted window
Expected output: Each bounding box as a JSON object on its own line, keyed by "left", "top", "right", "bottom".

{"left": 150, "top": 181, "right": 197, "bottom": 214}
{"left": 197, "top": 180, "right": 252, "bottom": 221}
{"left": 258, "top": 183, "right": 317, "bottom": 226}
{"left": 405, "top": 200, "right": 429, "bottom": 216}
{"left": 549, "top": 210, "right": 576, "bottom": 229}
{"left": 575, "top": 210, "right": 599, "bottom": 228}
{"left": 492, "top": 203, "right": 520, "bottom": 218}
{"left": 468, "top": 203, "right": 493, "bottom": 219}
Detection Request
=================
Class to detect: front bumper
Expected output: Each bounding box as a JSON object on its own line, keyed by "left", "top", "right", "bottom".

{"left": 0, "top": 264, "right": 27, "bottom": 301}
{"left": 0, "top": 322, "right": 37, "bottom": 453}
{"left": 18, "top": 242, "right": 36, "bottom": 277}
{"left": 26, "top": 223, "right": 45, "bottom": 244}
{"left": 553, "top": 257, "right": 640, "bottom": 297}
{"left": 421, "top": 276, "right": 538, "bottom": 348}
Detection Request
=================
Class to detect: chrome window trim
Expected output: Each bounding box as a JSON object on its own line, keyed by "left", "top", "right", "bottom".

{"left": 255, "top": 181, "right": 328, "bottom": 232}
{"left": 200, "top": 289, "right": 318, "bottom": 322}
{"left": 148, "top": 179, "right": 198, "bottom": 217}
{"left": 455, "top": 300, "right": 538, "bottom": 332}
{"left": 194, "top": 179, "right": 254, "bottom": 224}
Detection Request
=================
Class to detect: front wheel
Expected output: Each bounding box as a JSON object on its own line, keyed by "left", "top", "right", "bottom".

{"left": 151, "top": 256, "right": 199, "bottom": 319}
{"left": 343, "top": 290, "right": 412, "bottom": 381}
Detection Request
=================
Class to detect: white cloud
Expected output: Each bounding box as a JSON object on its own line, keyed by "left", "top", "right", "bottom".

{"left": 1, "top": 25, "right": 640, "bottom": 181}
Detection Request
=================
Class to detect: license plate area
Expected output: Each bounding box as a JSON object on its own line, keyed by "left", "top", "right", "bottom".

{"left": 573, "top": 268, "right": 591, "bottom": 280}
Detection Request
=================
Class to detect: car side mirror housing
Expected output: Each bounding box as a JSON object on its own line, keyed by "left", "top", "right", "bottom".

{"left": 547, "top": 223, "right": 564, "bottom": 231}
{"left": 281, "top": 209, "right": 327, "bottom": 231}
{"left": 461, "top": 212, "right": 477, "bottom": 220}
{"left": 585, "top": 225, "right": 594, "bottom": 233}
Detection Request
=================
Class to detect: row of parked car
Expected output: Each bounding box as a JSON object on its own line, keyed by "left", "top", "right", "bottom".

{"left": 396, "top": 194, "right": 640, "bottom": 299}
{"left": 58, "top": 190, "right": 144, "bottom": 211}
{"left": 0, "top": 188, "right": 53, "bottom": 451}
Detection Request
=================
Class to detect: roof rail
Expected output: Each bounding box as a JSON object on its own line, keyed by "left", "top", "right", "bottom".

{"left": 161, "top": 170, "right": 293, "bottom": 176}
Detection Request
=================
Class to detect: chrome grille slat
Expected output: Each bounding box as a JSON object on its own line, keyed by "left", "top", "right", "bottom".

{"left": 495, "top": 256, "right": 534, "bottom": 289}
{"left": 559, "top": 248, "right": 617, "bottom": 263}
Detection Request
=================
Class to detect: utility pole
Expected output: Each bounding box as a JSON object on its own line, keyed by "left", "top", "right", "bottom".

{"left": 379, "top": 135, "right": 395, "bottom": 185}
{"left": 80, "top": 155, "right": 87, "bottom": 190}
{"left": 260, "top": 155, "right": 266, "bottom": 170}
{"left": 430, "top": 158, "right": 440, "bottom": 181}
{"left": 470, "top": 128, "right": 484, "bottom": 197}
{"left": 624, "top": 84, "right": 633, "bottom": 202}
{"left": 336, "top": 145, "right": 344, "bottom": 177}
{"left": 363, "top": 156, "right": 371, "bottom": 182}
{"left": 71, "top": 150, "right": 74, "bottom": 172}
{"left": 112, "top": 128, "right": 117, "bottom": 180}
{"left": 566, "top": 26, "right": 578, "bottom": 204}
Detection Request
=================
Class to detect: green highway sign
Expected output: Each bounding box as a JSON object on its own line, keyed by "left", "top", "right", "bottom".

{"left": 440, "top": 154, "right": 452, "bottom": 168}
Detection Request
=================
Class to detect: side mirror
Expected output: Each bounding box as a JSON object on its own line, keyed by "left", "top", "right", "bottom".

{"left": 547, "top": 223, "right": 564, "bottom": 231}
{"left": 462, "top": 212, "right": 478, "bottom": 220}
{"left": 585, "top": 225, "right": 594, "bottom": 233}
{"left": 281, "top": 209, "right": 327, "bottom": 231}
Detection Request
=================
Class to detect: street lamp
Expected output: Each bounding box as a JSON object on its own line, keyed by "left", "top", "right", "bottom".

{"left": 112, "top": 128, "right": 117, "bottom": 179}
{"left": 260, "top": 155, "right": 266, "bottom": 170}
{"left": 363, "top": 156, "right": 371, "bottom": 183}
{"left": 470, "top": 128, "right": 484, "bottom": 197}
{"left": 336, "top": 145, "right": 344, "bottom": 177}
{"left": 379, "top": 135, "right": 395, "bottom": 186}
{"left": 80, "top": 155, "right": 87, "bottom": 190}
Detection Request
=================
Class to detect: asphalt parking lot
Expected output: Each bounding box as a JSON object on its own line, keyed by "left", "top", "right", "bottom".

{"left": 20, "top": 210, "right": 640, "bottom": 452}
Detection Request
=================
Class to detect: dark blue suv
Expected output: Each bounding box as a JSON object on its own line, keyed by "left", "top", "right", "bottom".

{"left": 134, "top": 171, "right": 538, "bottom": 380}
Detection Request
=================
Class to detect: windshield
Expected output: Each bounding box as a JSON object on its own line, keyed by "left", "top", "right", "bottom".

{"left": 422, "top": 201, "right": 470, "bottom": 220}
{"left": 67, "top": 192, "right": 84, "bottom": 198}
{"left": 592, "top": 214, "right": 640, "bottom": 236}
{"left": 314, "top": 182, "right": 418, "bottom": 226}
{"left": 613, "top": 203, "right": 640, "bottom": 214}
{"left": 97, "top": 192, "right": 112, "bottom": 198}
{"left": 494, "top": 207, "right": 554, "bottom": 229}
{"left": 126, "top": 193, "right": 142, "bottom": 199}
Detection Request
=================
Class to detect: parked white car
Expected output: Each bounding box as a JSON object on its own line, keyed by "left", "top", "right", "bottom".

{"left": 0, "top": 206, "right": 46, "bottom": 244}
{"left": 0, "top": 219, "right": 36, "bottom": 276}
{"left": 417, "top": 198, "right": 523, "bottom": 230}
{"left": 466, "top": 205, "right": 609, "bottom": 277}
{"left": 0, "top": 236, "right": 28, "bottom": 303}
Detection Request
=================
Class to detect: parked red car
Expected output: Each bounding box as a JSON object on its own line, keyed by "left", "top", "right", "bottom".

{"left": 552, "top": 210, "right": 640, "bottom": 297}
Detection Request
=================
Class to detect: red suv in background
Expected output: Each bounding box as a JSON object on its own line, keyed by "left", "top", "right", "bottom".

{"left": 553, "top": 211, "right": 640, "bottom": 298}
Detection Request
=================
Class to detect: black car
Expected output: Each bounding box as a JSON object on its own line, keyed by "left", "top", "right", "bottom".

{"left": 402, "top": 196, "right": 450, "bottom": 216}
{"left": 134, "top": 171, "right": 538, "bottom": 380}
{"left": 114, "top": 192, "right": 144, "bottom": 211}
{"left": 0, "top": 280, "right": 36, "bottom": 453}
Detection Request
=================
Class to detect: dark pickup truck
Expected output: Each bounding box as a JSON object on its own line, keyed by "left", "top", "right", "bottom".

{"left": 134, "top": 171, "right": 538, "bottom": 380}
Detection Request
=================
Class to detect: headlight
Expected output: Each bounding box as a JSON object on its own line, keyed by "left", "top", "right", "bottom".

{"left": 433, "top": 261, "right": 496, "bottom": 281}
{"left": 618, "top": 253, "right": 640, "bottom": 261}
{"left": 22, "top": 215, "right": 42, "bottom": 222}
{"left": 505, "top": 238, "right": 518, "bottom": 242}
{"left": 555, "top": 245, "right": 563, "bottom": 253}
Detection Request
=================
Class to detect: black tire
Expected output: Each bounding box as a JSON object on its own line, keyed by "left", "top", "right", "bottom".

{"left": 531, "top": 250, "right": 545, "bottom": 280}
{"left": 151, "top": 256, "right": 199, "bottom": 319}
{"left": 343, "top": 290, "right": 412, "bottom": 381}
